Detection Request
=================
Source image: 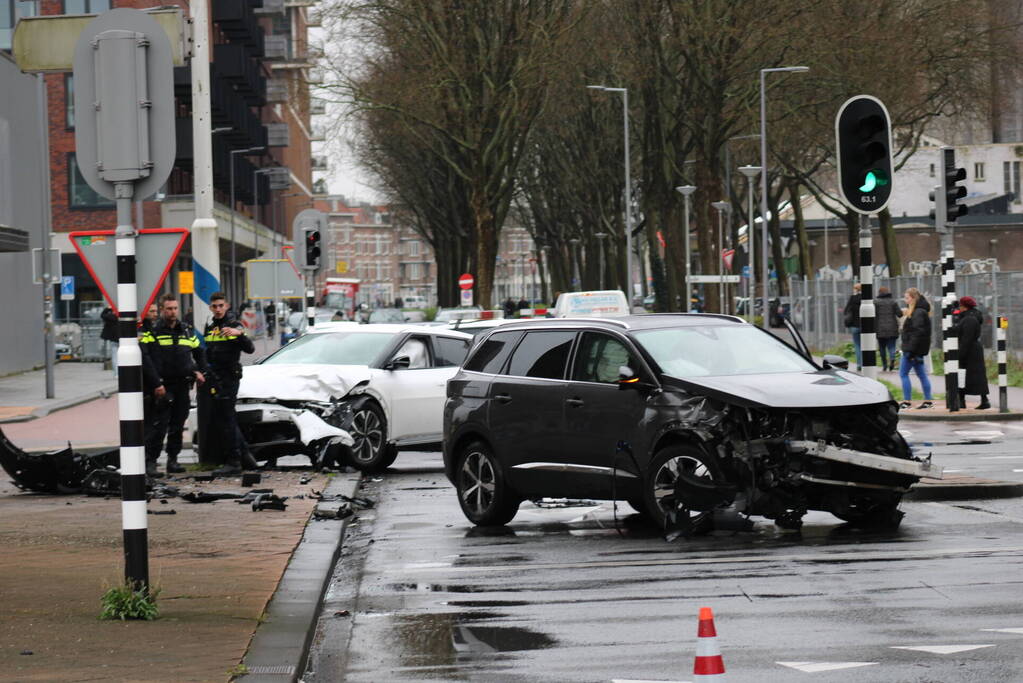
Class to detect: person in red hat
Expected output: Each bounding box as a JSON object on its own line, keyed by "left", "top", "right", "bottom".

{"left": 951, "top": 296, "right": 990, "bottom": 409}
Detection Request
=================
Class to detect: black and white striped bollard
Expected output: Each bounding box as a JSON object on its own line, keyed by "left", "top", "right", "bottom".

{"left": 857, "top": 217, "right": 877, "bottom": 379}
{"left": 115, "top": 189, "right": 148, "bottom": 590}
{"left": 941, "top": 247, "right": 960, "bottom": 411}
{"left": 306, "top": 284, "right": 315, "bottom": 329}
{"left": 997, "top": 316, "right": 1008, "bottom": 413}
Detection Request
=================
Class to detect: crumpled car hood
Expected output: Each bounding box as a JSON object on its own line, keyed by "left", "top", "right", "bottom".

{"left": 239, "top": 364, "right": 373, "bottom": 402}
{"left": 662, "top": 369, "right": 891, "bottom": 408}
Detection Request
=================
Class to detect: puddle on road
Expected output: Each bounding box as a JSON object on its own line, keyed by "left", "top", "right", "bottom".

{"left": 383, "top": 611, "right": 556, "bottom": 670}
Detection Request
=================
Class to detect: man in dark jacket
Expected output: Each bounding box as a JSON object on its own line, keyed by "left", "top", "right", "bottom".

{"left": 203, "top": 292, "right": 256, "bottom": 475}
{"left": 874, "top": 286, "right": 903, "bottom": 371}
{"left": 951, "top": 295, "right": 990, "bottom": 409}
{"left": 141, "top": 294, "right": 206, "bottom": 476}
{"left": 898, "top": 288, "right": 934, "bottom": 410}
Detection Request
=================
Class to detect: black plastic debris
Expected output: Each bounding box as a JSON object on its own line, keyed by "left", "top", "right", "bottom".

{"left": 299, "top": 476, "right": 310, "bottom": 485}
{"left": 251, "top": 493, "right": 288, "bottom": 511}
{"left": 0, "top": 426, "right": 118, "bottom": 494}
{"left": 241, "top": 472, "right": 261, "bottom": 487}
{"left": 310, "top": 491, "right": 374, "bottom": 509}
{"left": 19, "top": 650, "right": 32, "bottom": 656}
{"left": 148, "top": 509, "right": 177, "bottom": 515}
{"left": 312, "top": 504, "right": 353, "bottom": 520}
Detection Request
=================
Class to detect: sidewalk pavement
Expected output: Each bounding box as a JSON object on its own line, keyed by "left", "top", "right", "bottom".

{"left": 0, "top": 336, "right": 281, "bottom": 424}
{"left": 871, "top": 367, "right": 1023, "bottom": 421}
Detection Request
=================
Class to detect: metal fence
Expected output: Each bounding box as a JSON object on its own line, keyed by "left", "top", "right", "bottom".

{"left": 787, "top": 270, "right": 1023, "bottom": 357}
{"left": 54, "top": 318, "right": 107, "bottom": 362}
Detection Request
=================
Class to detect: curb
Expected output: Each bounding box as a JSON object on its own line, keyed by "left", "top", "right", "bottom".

{"left": 906, "top": 480, "right": 1023, "bottom": 501}
{"left": 0, "top": 384, "right": 118, "bottom": 424}
{"left": 239, "top": 470, "right": 363, "bottom": 683}
{"left": 898, "top": 410, "right": 1023, "bottom": 422}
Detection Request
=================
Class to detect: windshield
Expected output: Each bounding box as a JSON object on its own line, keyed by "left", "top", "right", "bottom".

{"left": 635, "top": 325, "right": 816, "bottom": 378}
{"left": 262, "top": 331, "right": 397, "bottom": 366}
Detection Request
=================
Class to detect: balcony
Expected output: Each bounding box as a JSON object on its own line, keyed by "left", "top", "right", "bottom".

{"left": 255, "top": 0, "right": 285, "bottom": 14}
{"left": 285, "top": 0, "right": 317, "bottom": 6}
{"left": 213, "top": 0, "right": 264, "bottom": 49}
{"left": 213, "top": 44, "right": 266, "bottom": 105}
{"left": 266, "top": 79, "right": 288, "bottom": 102}
{"left": 312, "top": 156, "right": 329, "bottom": 171}
{"left": 267, "top": 166, "right": 292, "bottom": 190}
{"left": 264, "top": 35, "right": 289, "bottom": 60}
{"left": 310, "top": 97, "right": 326, "bottom": 115}
{"left": 310, "top": 124, "right": 326, "bottom": 142}
{"left": 267, "top": 123, "right": 291, "bottom": 147}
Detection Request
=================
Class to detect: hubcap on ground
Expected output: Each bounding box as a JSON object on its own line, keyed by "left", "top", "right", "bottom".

{"left": 652, "top": 454, "right": 712, "bottom": 518}
{"left": 460, "top": 451, "right": 496, "bottom": 515}
{"left": 351, "top": 409, "right": 383, "bottom": 463}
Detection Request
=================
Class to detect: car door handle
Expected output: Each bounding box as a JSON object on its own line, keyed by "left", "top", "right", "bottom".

{"left": 495, "top": 393, "right": 512, "bottom": 404}
{"left": 566, "top": 397, "right": 584, "bottom": 407}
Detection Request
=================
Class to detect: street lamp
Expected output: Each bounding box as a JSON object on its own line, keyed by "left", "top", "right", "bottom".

{"left": 230, "top": 145, "right": 265, "bottom": 303}
{"left": 759, "top": 65, "right": 809, "bottom": 327}
{"left": 587, "top": 85, "right": 634, "bottom": 299}
{"left": 738, "top": 166, "right": 761, "bottom": 323}
{"left": 675, "top": 185, "right": 696, "bottom": 311}
{"left": 569, "top": 238, "right": 581, "bottom": 291}
{"left": 711, "top": 201, "right": 731, "bottom": 314}
{"left": 594, "top": 232, "right": 608, "bottom": 289}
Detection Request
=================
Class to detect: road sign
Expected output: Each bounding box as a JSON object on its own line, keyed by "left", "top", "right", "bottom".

{"left": 741, "top": 265, "right": 750, "bottom": 278}
{"left": 460, "top": 289, "right": 474, "bottom": 306}
{"left": 722, "top": 248, "right": 735, "bottom": 270}
{"left": 60, "top": 276, "right": 75, "bottom": 301}
{"left": 72, "top": 9, "right": 176, "bottom": 202}
{"left": 68, "top": 228, "right": 189, "bottom": 314}
{"left": 459, "top": 273, "right": 474, "bottom": 290}
{"left": 688, "top": 274, "right": 740, "bottom": 284}
{"left": 245, "top": 259, "right": 305, "bottom": 299}
{"left": 178, "top": 270, "right": 194, "bottom": 294}
{"left": 337, "top": 260, "right": 348, "bottom": 274}
{"left": 30, "top": 247, "right": 62, "bottom": 285}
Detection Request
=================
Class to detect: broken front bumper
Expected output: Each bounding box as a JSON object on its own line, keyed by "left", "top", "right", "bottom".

{"left": 787, "top": 439, "right": 943, "bottom": 483}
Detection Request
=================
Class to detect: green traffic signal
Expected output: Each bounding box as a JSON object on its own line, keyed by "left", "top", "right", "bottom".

{"left": 858, "top": 169, "right": 889, "bottom": 193}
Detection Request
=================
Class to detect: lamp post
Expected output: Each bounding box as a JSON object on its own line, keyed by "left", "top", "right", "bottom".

{"left": 711, "top": 201, "right": 731, "bottom": 314}
{"left": 759, "top": 65, "right": 809, "bottom": 328}
{"left": 594, "top": 232, "right": 608, "bottom": 289}
{"left": 738, "top": 166, "right": 761, "bottom": 323}
{"left": 229, "top": 145, "right": 265, "bottom": 303}
{"left": 675, "top": 185, "right": 696, "bottom": 311}
{"left": 587, "top": 85, "right": 634, "bottom": 299}
{"left": 568, "top": 238, "right": 582, "bottom": 291}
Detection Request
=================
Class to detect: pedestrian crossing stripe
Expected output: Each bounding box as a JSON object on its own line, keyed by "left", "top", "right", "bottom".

{"left": 776, "top": 662, "right": 877, "bottom": 673}
{"left": 981, "top": 628, "right": 1023, "bottom": 634}
{"left": 891, "top": 644, "right": 995, "bottom": 654}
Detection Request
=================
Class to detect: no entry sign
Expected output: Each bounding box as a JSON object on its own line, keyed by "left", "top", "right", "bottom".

{"left": 458, "top": 273, "right": 474, "bottom": 290}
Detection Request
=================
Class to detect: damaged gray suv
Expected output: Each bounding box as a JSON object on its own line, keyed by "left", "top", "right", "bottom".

{"left": 443, "top": 315, "right": 941, "bottom": 531}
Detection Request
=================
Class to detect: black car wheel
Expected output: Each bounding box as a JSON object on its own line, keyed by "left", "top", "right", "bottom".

{"left": 347, "top": 403, "right": 398, "bottom": 473}
{"left": 455, "top": 441, "right": 519, "bottom": 526}
{"left": 643, "top": 444, "right": 722, "bottom": 529}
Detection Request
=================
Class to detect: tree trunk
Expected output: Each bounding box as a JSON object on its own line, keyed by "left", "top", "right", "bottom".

{"left": 768, "top": 187, "right": 789, "bottom": 297}
{"left": 879, "top": 207, "right": 902, "bottom": 276}
{"left": 693, "top": 164, "right": 722, "bottom": 313}
{"left": 789, "top": 182, "right": 812, "bottom": 279}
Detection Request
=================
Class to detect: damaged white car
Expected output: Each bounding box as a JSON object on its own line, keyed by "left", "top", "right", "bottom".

{"left": 235, "top": 323, "right": 472, "bottom": 472}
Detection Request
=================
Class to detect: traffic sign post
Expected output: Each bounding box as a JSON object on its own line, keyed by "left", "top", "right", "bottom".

{"left": 60, "top": 276, "right": 75, "bottom": 301}
{"left": 72, "top": 8, "right": 176, "bottom": 594}
{"left": 459, "top": 273, "right": 475, "bottom": 290}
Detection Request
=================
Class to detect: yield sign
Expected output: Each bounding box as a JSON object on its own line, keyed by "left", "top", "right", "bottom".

{"left": 722, "top": 248, "right": 735, "bottom": 270}
{"left": 69, "top": 228, "right": 189, "bottom": 315}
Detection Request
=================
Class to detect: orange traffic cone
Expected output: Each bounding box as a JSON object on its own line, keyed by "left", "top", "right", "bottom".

{"left": 693, "top": 606, "right": 726, "bottom": 680}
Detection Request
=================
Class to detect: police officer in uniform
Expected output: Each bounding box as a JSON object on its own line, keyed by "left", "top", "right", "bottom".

{"left": 203, "top": 291, "right": 256, "bottom": 475}
{"left": 140, "top": 294, "right": 206, "bottom": 476}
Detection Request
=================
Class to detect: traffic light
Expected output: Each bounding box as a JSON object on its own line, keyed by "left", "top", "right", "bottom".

{"left": 303, "top": 225, "right": 321, "bottom": 270}
{"left": 941, "top": 147, "right": 968, "bottom": 223}
{"left": 835, "top": 95, "right": 894, "bottom": 214}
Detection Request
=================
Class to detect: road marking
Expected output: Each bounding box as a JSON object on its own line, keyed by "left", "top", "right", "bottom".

{"left": 1003, "top": 424, "right": 1023, "bottom": 431}
{"left": 980, "top": 455, "right": 1023, "bottom": 460}
{"left": 612, "top": 679, "right": 690, "bottom": 683}
{"left": 776, "top": 662, "right": 877, "bottom": 673}
{"left": 1013, "top": 469, "right": 1023, "bottom": 473}
{"left": 981, "top": 628, "right": 1023, "bottom": 634}
{"left": 953, "top": 429, "right": 1003, "bottom": 437}
{"left": 390, "top": 544, "right": 1023, "bottom": 575}
{"left": 891, "top": 644, "right": 995, "bottom": 654}
{"left": 943, "top": 469, "right": 964, "bottom": 473}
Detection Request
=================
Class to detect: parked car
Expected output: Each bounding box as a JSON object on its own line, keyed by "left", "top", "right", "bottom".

{"left": 403, "top": 295, "right": 430, "bottom": 309}
{"left": 434, "top": 307, "right": 483, "bottom": 323}
{"left": 443, "top": 314, "right": 939, "bottom": 530}
{"left": 234, "top": 324, "right": 473, "bottom": 472}
{"left": 446, "top": 318, "right": 518, "bottom": 339}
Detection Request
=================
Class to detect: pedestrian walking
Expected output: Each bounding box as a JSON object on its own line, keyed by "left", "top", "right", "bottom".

{"left": 203, "top": 292, "right": 256, "bottom": 476}
{"left": 843, "top": 282, "right": 862, "bottom": 368}
{"left": 951, "top": 295, "right": 990, "bottom": 409}
{"left": 140, "top": 294, "right": 206, "bottom": 476}
{"left": 874, "top": 286, "right": 903, "bottom": 371}
{"left": 898, "top": 287, "right": 934, "bottom": 410}
{"left": 100, "top": 306, "right": 119, "bottom": 377}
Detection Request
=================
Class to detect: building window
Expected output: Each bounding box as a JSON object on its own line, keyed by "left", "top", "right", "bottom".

{"left": 2, "top": 0, "right": 36, "bottom": 51}
{"left": 1004, "top": 161, "right": 1021, "bottom": 201}
{"left": 974, "top": 162, "right": 985, "bottom": 181}
{"left": 65, "top": 75, "right": 75, "bottom": 129}
{"left": 409, "top": 263, "right": 421, "bottom": 280}
{"left": 409, "top": 240, "right": 420, "bottom": 257}
{"left": 929, "top": 163, "right": 935, "bottom": 178}
{"left": 68, "top": 154, "right": 114, "bottom": 208}
{"left": 63, "top": 0, "right": 110, "bottom": 14}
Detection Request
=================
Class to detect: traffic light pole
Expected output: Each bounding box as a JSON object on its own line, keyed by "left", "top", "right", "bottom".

{"left": 940, "top": 228, "right": 960, "bottom": 411}
{"left": 857, "top": 214, "right": 877, "bottom": 380}
{"left": 306, "top": 275, "right": 316, "bottom": 329}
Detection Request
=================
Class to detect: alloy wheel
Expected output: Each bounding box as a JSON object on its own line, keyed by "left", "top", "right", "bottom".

{"left": 351, "top": 408, "right": 384, "bottom": 463}
{"left": 460, "top": 450, "right": 496, "bottom": 516}
{"left": 652, "top": 453, "right": 713, "bottom": 518}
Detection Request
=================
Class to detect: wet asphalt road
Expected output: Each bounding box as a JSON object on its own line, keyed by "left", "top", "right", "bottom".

{"left": 305, "top": 423, "right": 1023, "bottom": 683}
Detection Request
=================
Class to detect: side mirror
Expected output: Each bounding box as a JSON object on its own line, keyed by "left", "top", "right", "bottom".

{"left": 822, "top": 354, "right": 849, "bottom": 370}
{"left": 385, "top": 355, "right": 411, "bottom": 371}
{"left": 618, "top": 365, "right": 654, "bottom": 392}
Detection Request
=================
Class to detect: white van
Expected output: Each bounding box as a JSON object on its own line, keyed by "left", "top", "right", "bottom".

{"left": 402, "top": 295, "right": 429, "bottom": 309}
{"left": 552, "top": 290, "right": 630, "bottom": 318}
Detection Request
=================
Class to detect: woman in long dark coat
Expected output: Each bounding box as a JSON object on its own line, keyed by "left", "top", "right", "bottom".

{"left": 898, "top": 288, "right": 934, "bottom": 410}
{"left": 952, "top": 296, "right": 990, "bottom": 409}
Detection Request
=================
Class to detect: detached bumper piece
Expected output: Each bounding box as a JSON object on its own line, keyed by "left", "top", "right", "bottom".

{"left": 0, "top": 427, "right": 119, "bottom": 494}
{"left": 787, "top": 439, "right": 943, "bottom": 480}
